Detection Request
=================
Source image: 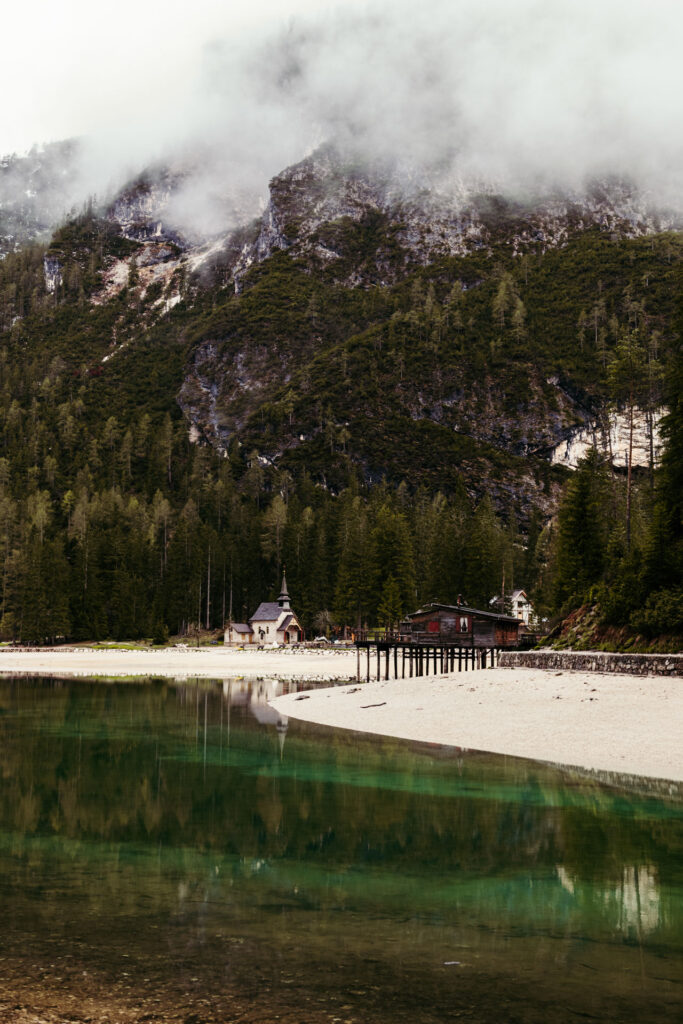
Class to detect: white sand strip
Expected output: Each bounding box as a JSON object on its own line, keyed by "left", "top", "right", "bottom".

{"left": 270, "top": 668, "right": 683, "bottom": 782}
{"left": 0, "top": 646, "right": 357, "bottom": 681}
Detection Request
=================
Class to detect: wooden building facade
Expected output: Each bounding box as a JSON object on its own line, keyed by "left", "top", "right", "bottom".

{"left": 402, "top": 601, "right": 521, "bottom": 648}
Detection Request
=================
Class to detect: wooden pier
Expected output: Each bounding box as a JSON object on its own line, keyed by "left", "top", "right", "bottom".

{"left": 354, "top": 639, "right": 500, "bottom": 682}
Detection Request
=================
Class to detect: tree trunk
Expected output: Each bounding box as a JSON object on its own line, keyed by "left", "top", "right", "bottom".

{"left": 206, "top": 548, "right": 211, "bottom": 630}
{"left": 626, "top": 394, "right": 634, "bottom": 550}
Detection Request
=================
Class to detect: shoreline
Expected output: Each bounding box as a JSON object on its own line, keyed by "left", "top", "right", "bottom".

{"left": 0, "top": 648, "right": 680, "bottom": 783}
{"left": 271, "top": 667, "right": 683, "bottom": 783}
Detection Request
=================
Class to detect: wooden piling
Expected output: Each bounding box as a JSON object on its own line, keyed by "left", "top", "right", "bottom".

{"left": 355, "top": 640, "right": 507, "bottom": 680}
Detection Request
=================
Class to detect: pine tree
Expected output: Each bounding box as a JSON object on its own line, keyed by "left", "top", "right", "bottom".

{"left": 377, "top": 576, "right": 403, "bottom": 629}
{"left": 334, "top": 496, "right": 372, "bottom": 628}
{"left": 647, "top": 334, "right": 683, "bottom": 591}
{"left": 552, "top": 449, "right": 610, "bottom": 611}
{"left": 369, "top": 506, "right": 415, "bottom": 623}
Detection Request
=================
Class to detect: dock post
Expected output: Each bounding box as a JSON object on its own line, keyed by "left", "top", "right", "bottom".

{"left": 366, "top": 646, "right": 370, "bottom": 683}
{"left": 394, "top": 645, "right": 398, "bottom": 680}
{"left": 458, "top": 647, "right": 462, "bottom": 672}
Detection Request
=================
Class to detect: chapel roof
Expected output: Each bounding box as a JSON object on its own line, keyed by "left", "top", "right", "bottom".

{"left": 250, "top": 602, "right": 284, "bottom": 622}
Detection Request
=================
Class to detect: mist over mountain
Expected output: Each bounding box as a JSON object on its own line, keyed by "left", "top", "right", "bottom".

{"left": 0, "top": 142, "right": 85, "bottom": 256}
{"left": 3, "top": 0, "right": 683, "bottom": 246}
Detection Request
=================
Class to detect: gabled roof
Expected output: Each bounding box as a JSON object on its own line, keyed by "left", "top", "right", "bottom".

{"left": 407, "top": 602, "right": 521, "bottom": 625}
{"left": 228, "top": 622, "right": 252, "bottom": 633}
{"left": 281, "top": 613, "right": 300, "bottom": 631}
{"left": 250, "top": 602, "right": 283, "bottom": 622}
{"left": 510, "top": 589, "right": 529, "bottom": 602}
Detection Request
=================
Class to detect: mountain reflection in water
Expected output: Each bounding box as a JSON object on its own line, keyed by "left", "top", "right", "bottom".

{"left": 0, "top": 675, "right": 680, "bottom": 1024}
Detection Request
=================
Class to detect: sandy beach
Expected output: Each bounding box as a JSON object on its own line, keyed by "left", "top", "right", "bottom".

{"left": 0, "top": 645, "right": 358, "bottom": 681}
{"left": 1, "top": 647, "right": 680, "bottom": 782}
{"left": 271, "top": 667, "right": 683, "bottom": 783}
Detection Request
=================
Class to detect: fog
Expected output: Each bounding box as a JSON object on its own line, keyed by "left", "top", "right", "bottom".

{"left": 5, "top": 0, "right": 683, "bottom": 238}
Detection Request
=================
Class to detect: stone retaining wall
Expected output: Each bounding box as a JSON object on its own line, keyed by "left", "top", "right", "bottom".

{"left": 499, "top": 649, "right": 683, "bottom": 677}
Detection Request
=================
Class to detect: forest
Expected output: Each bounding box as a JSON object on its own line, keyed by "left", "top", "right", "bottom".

{"left": 0, "top": 208, "right": 681, "bottom": 649}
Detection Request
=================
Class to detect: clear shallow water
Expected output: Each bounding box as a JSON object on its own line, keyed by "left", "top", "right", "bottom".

{"left": 0, "top": 675, "right": 681, "bottom": 1023}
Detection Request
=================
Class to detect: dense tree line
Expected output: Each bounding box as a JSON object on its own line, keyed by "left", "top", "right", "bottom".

{"left": 0, "top": 372, "right": 530, "bottom": 641}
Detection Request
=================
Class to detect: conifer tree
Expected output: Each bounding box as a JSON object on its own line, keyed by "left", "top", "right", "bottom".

{"left": 553, "top": 449, "right": 609, "bottom": 611}
{"left": 646, "top": 333, "right": 683, "bottom": 591}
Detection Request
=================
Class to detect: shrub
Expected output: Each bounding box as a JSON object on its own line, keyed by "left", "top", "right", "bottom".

{"left": 630, "top": 588, "right": 683, "bottom": 638}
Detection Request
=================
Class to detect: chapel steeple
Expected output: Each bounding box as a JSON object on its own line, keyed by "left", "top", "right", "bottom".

{"left": 277, "top": 569, "right": 291, "bottom": 610}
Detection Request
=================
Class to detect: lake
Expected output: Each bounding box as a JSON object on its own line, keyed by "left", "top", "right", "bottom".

{"left": 0, "top": 675, "right": 681, "bottom": 1023}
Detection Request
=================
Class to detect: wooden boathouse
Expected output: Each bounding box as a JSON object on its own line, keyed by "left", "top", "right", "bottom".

{"left": 355, "top": 600, "right": 523, "bottom": 681}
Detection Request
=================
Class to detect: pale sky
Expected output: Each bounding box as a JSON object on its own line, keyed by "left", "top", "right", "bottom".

{"left": 3, "top": 0, "right": 683, "bottom": 233}
{"left": 0, "top": 0, "right": 349, "bottom": 154}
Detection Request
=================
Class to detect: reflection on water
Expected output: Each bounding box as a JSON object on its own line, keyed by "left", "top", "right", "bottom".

{"left": 0, "top": 675, "right": 681, "bottom": 1023}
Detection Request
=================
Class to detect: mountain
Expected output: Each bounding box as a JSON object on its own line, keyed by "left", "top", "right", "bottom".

{"left": 229, "top": 145, "right": 679, "bottom": 280}
{"left": 168, "top": 147, "right": 676, "bottom": 512}
{"left": 0, "top": 140, "right": 82, "bottom": 257}
{"left": 11, "top": 144, "right": 680, "bottom": 514}
{"left": 0, "top": 141, "right": 680, "bottom": 643}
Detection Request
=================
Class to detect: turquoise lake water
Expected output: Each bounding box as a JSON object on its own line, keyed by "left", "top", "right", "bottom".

{"left": 0, "top": 675, "right": 681, "bottom": 1022}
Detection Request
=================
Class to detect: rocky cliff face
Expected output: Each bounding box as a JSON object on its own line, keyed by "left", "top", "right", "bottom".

{"left": 228, "top": 146, "right": 679, "bottom": 286}
{"left": 549, "top": 406, "right": 663, "bottom": 471}
{"left": 105, "top": 169, "right": 191, "bottom": 247}
{"left": 0, "top": 140, "right": 81, "bottom": 257}
{"left": 43, "top": 254, "right": 63, "bottom": 293}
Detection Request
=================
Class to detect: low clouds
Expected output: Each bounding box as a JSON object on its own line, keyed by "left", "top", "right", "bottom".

{"left": 8, "top": 0, "right": 683, "bottom": 236}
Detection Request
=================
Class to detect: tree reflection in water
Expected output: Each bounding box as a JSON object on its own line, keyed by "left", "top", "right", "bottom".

{"left": 0, "top": 675, "right": 680, "bottom": 1024}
